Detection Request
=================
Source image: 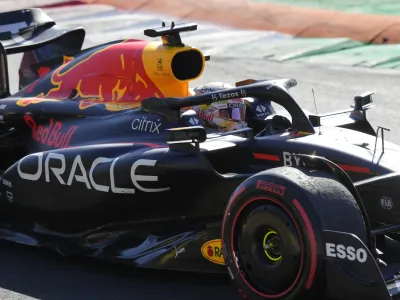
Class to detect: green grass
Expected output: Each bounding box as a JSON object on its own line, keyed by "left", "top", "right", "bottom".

{"left": 252, "top": 0, "right": 400, "bottom": 15}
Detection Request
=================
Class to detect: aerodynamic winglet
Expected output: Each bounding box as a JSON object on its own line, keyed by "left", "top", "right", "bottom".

{"left": 144, "top": 22, "right": 197, "bottom": 46}
{"left": 144, "top": 22, "right": 197, "bottom": 38}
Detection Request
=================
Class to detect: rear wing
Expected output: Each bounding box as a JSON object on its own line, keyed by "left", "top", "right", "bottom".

{"left": 0, "top": 8, "right": 85, "bottom": 54}
{"left": 0, "top": 8, "right": 85, "bottom": 98}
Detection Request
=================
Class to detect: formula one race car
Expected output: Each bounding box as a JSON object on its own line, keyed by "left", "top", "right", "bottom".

{"left": 1, "top": 7, "right": 400, "bottom": 300}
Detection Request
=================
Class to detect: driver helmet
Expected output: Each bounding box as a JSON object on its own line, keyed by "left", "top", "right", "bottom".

{"left": 191, "top": 82, "right": 248, "bottom": 132}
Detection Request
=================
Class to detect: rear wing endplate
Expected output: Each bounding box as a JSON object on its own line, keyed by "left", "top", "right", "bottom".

{"left": 0, "top": 8, "right": 85, "bottom": 99}
{"left": 0, "top": 8, "right": 85, "bottom": 55}
{"left": 0, "top": 42, "right": 10, "bottom": 98}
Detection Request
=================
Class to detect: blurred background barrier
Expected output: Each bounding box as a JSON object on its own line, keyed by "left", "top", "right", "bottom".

{"left": 82, "top": 0, "right": 400, "bottom": 44}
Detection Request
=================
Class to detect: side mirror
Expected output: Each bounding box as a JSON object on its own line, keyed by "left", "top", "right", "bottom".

{"left": 167, "top": 126, "right": 207, "bottom": 143}
{"left": 353, "top": 91, "right": 374, "bottom": 110}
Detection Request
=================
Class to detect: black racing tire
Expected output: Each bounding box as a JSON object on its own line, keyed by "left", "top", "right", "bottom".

{"left": 222, "top": 167, "right": 368, "bottom": 300}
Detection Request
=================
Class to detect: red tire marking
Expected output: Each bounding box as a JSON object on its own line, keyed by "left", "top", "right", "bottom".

{"left": 292, "top": 199, "right": 317, "bottom": 289}
{"left": 231, "top": 196, "right": 304, "bottom": 299}
{"left": 222, "top": 185, "right": 246, "bottom": 239}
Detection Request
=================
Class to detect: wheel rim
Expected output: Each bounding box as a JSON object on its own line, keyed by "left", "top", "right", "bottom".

{"left": 263, "top": 230, "right": 283, "bottom": 262}
{"left": 231, "top": 196, "right": 304, "bottom": 298}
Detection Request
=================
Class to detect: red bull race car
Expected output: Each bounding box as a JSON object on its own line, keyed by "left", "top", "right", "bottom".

{"left": 1, "top": 7, "right": 400, "bottom": 300}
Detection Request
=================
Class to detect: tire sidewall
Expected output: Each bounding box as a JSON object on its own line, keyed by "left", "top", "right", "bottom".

{"left": 222, "top": 174, "right": 323, "bottom": 300}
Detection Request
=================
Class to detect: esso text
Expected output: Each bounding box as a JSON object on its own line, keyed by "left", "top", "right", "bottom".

{"left": 325, "top": 243, "right": 368, "bottom": 263}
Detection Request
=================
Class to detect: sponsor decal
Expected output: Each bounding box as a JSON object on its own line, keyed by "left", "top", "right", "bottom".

{"left": 380, "top": 196, "right": 393, "bottom": 210}
{"left": 17, "top": 153, "right": 170, "bottom": 194}
{"left": 24, "top": 115, "right": 77, "bottom": 149}
{"left": 188, "top": 117, "right": 199, "bottom": 125}
{"left": 325, "top": 243, "right": 367, "bottom": 263}
{"left": 199, "top": 110, "right": 214, "bottom": 122}
{"left": 131, "top": 117, "right": 162, "bottom": 134}
{"left": 211, "top": 89, "right": 247, "bottom": 101}
{"left": 228, "top": 103, "right": 245, "bottom": 109}
{"left": 282, "top": 151, "right": 306, "bottom": 167}
{"left": 174, "top": 247, "right": 185, "bottom": 259}
{"left": 196, "top": 86, "right": 218, "bottom": 94}
{"left": 212, "top": 103, "right": 228, "bottom": 109}
{"left": 282, "top": 151, "right": 372, "bottom": 174}
{"left": 157, "top": 58, "right": 164, "bottom": 72}
{"left": 6, "top": 191, "right": 13, "bottom": 202}
{"left": 2, "top": 179, "right": 12, "bottom": 188}
{"left": 255, "top": 104, "right": 269, "bottom": 117}
{"left": 153, "top": 57, "right": 170, "bottom": 77}
{"left": 256, "top": 180, "right": 285, "bottom": 196}
{"left": 265, "top": 83, "right": 274, "bottom": 90}
{"left": 201, "top": 239, "right": 224, "bottom": 265}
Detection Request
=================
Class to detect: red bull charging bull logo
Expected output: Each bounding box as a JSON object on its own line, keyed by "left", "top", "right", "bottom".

{"left": 17, "top": 40, "right": 165, "bottom": 111}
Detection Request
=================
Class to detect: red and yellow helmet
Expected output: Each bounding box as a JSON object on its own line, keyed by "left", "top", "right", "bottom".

{"left": 191, "top": 82, "right": 248, "bottom": 132}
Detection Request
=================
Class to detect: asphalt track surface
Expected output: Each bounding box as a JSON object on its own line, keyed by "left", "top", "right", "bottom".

{"left": 2, "top": 2, "right": 400, "bottom": 300}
